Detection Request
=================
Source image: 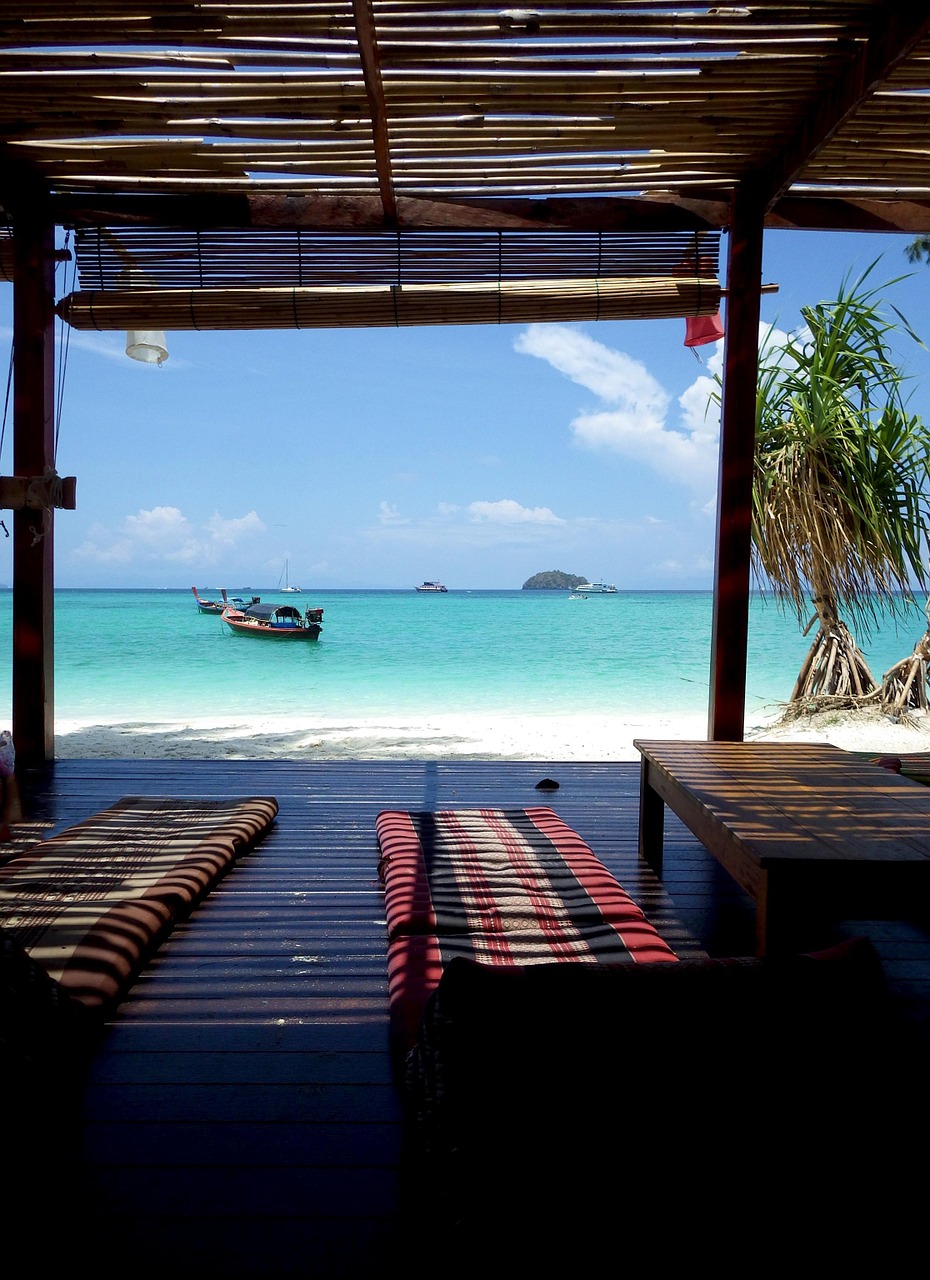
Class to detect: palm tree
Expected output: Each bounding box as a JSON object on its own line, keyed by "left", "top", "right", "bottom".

{"left": 905, "top": 235, "right": 930, "bottom": 266}
{"left": 749, "top": 262, "right": 930, "bottom": 719}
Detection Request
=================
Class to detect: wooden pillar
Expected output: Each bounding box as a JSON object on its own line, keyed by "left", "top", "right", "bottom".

{"left": 707, "top": 186, "right": 765, "bottom": 741}
{"left": 11, "top": 198, "right": 56, "bottom": 766}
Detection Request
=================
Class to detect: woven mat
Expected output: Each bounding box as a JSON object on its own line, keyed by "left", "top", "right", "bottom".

{"left": 0, "top": 794, "right": 278, "bottom": 1010}
{"left": 847, "top": 750, "right": 930, "bottom": 785}
{"left": 0, "top": 819, "right": 57, "bottom": 866}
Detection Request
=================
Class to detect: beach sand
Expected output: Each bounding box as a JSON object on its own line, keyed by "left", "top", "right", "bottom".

{"left": 51, "top": 705, "right": 930, "bottom": 761}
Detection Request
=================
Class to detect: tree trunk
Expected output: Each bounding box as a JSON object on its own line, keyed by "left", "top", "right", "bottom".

{"left": 880, "top": 598, "right": 930, "bottom": 716}
{"left": 782, "top": 587, "right": 879, "bottom": 718}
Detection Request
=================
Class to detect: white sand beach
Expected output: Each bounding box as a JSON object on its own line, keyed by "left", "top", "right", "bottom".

{"left": 51, "top": 705, "right": 930, "bottom": 761}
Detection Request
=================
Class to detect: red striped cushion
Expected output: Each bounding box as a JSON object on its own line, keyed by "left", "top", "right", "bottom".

{"left": 376, "top": 806, "right": 676, "bottom": 1055}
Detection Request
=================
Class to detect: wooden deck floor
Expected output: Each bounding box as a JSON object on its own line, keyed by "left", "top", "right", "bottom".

{"left": 12, "top": 758, "right": 930, "bottom": 1278}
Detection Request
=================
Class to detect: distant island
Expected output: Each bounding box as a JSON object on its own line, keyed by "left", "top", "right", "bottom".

{"left": 522, "top": 570, "right": 587, "bottom": 590}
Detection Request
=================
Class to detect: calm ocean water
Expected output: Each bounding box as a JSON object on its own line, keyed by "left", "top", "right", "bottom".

{"left": 0, "top": 588, "right": 928, "bottom": 725}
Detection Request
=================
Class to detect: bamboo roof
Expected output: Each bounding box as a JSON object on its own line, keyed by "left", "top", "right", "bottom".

{"left": 1, "top": 3, "right": 929, "bottom": 329}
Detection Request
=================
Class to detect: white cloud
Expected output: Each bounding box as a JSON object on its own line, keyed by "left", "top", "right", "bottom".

{"left": 205, "top": 511, "right": 265, "bottom": 542}
{"left": 72, "top": 505, "right": 265, "bottom": 565}
{"left": 515, "top": 321, "right": 786, "bottom": 501}
{"left": 59, "top": 330, "right": 128, "bottom": 362}
{"left": 517, "top": 323, "right": 715, "bottom": 490}
{"left": 71, "top": 522, "right": 134, "bottom": 564}
{"left": 356, "top": 496, "right": 571, "bottom": 553}
{"left": 379, "top": 501, "right": 409, "bottom": 525}
{"left": 679, "top": 372, "right": 719, "bottom": 432}
{"left": 123, "top": 506, "right": 192, "bottom": 546}
{"left": 467, "top": 499, "right": 565, "bottom": 525}
{"left": 516, "top": 324, "right": 670, "bottom": 410}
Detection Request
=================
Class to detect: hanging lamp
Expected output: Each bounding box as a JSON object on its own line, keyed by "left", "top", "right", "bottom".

{"left": 126, "top": 330, "right": 169, "bottom": 364}
{"left": 118, "top": 267, "right": 169, "bottom": 365}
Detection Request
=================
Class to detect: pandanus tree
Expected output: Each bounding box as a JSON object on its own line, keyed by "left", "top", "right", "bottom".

{"left": 905, "top": 236, "right": 930, "bottom": 266}
{"left": 881, "top": 597, "right": 930, "bottom": 716}
{"left": 885, "top": 236, "right": 930, "bottom": 717}
{"left": 748, "top": 263, "right": 930, "bottom": 720}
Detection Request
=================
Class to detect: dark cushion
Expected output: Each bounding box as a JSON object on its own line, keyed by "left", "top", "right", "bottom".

{"left": 402, "top": 943, "right": 914, "bottom": 1266}
{"left": 1, "top": 927, "right": 97, "bottom": 1181}
{"left": 1, "top": 928, "right": 96, "bottom": 1081}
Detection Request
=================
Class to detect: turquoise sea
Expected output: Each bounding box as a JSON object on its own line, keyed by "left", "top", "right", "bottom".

{"left": 1, "top": 587, "right": 928, "bottom": 726}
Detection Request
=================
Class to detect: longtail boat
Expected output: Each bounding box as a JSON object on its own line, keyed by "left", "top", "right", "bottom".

{"left": 221, "top": 602, "right": 323, "bottom": 639}
{"left": 192, "top": 586, "right": 259, "bottom": 614}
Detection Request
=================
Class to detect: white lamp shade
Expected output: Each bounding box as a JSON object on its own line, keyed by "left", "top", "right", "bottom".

{"left": 126, "top": 331, "right": 169, "bottom": 364}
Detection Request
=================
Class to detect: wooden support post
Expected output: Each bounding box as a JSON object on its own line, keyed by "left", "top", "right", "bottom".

{"left": 11, "top": 198, "right": 57, "bottom": 767}
{"left": 708, "top": 185, "right": 765, "bottom": 742}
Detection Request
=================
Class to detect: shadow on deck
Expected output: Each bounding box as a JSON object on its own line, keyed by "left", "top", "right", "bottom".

{"left": 7, "top": 759, "right": 930, "bottom": 1277}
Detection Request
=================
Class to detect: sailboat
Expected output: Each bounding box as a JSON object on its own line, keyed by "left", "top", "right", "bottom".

{"left": 278, "top": 560, "right": 302, "bottom": 593}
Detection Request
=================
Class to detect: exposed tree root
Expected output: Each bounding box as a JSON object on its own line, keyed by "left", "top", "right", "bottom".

{"left": 880, "top": 615, "right": 930, "bottom": 716}
{"left": 778, "top": 690, "right": 882, "bottom": 721}
{"left": 789, "top": 620, "right": 878, "bottom": 703}
{"left": 773, "top": 691, "right": 922, "bottom": 730}
{"left": 881, "top": 653, "right": 929, "bottom": 715}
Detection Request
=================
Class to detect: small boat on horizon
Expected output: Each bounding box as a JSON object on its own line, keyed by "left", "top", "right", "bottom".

{"left": 221, "top": 601, "right": 323, "bottom": 640}
{"left": 415, "top": 580, "right": 448, "bottom": 593}
{"left": 278, "top": 560, "right": 302, "bottom": 593}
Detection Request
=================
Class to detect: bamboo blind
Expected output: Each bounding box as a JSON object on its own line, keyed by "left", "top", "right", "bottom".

{"left": 56, "top": 274, "right": 722, "bottom": 332}
{"left": 58, "top": 224, "right": 720, "bottom": 331}
{"left": 72, "top": 226, "right": 722, "bottom": 290}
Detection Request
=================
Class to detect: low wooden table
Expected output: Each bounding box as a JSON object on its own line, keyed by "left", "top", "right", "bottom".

{"left": 634, "top": 739, "right": 930, "bottom": 956}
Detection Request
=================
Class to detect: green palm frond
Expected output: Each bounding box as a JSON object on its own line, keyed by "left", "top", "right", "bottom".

{"left": 905, "top": 235, "right": 930, "bottom": 266}
{"left": 752, "top": 262, "right": 930, "bottom": 637}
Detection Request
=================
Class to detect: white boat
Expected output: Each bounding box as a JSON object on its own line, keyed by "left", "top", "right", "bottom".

{"left": 278, "top": 560, "right": 302, "bottom": 593}
{"left": 415, "top": 580, "right": 448, "bottom": 593}
{"left": 575, "top": 581, "right": 618, "bottom": 594}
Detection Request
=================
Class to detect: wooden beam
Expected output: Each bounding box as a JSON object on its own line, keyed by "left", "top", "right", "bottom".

{"left": 54, "top": 190, "right": 723, "bottom": 232}
{"left": 11, "top": 194, "right": 57, "bottom": 767}
{"left": 0, "top": 475, "right": 76, "bottom": 511}
{"left": 647, "top": 193, "right": 930, "bottom": 235}
{"left": 751, "top": 6, "right": 930, "bottom": 210}
{"left": 44, "top": 190, "right": 930, "bottom": 237}
{"left": 764, "top": 196, "right": 930, "bottom": 235}
{"left": 708, "top": 184, "right": 765, "bottom": 743}
{"left": 352, "top": 0, "right": 396, "bottom": 225}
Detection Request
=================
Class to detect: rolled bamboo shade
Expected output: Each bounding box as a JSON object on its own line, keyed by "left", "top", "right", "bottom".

{"left": 56, "top": 274, "right": 721, "bottom": 331}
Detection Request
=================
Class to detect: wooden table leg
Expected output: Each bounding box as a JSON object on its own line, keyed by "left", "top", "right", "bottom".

{"left": 754, "top": 870, "right": 769, "bottom": 957}
{"left": 638, "top": 756, "right": 665, "bottom": 875}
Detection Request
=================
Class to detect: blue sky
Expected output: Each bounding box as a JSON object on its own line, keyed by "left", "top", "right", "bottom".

{"left": 1, "top": 228, "right": 928, "bottom": 591}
